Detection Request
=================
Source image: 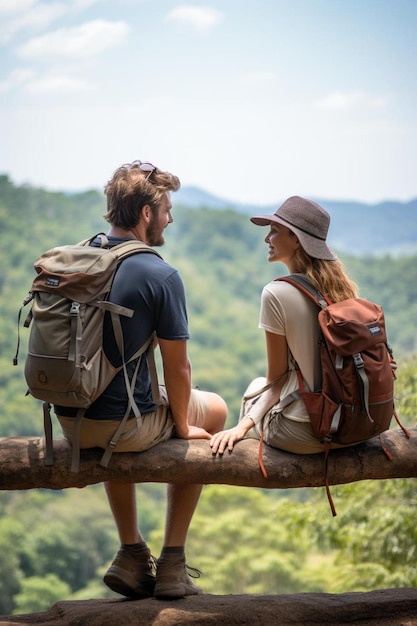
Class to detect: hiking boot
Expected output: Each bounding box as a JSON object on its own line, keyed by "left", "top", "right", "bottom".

{"left": 154, "top": 555, "right": 203, "bottom": 599}
{"left": 103, "top": 545, "right": 156, "bottom": 599}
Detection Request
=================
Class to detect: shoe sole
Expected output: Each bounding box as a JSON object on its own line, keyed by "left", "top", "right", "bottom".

{"left": 154, "top": 583, "right": 202, "bottom": 599}
{"left": 104, "top": 566, "right": 155, "bottom": 599}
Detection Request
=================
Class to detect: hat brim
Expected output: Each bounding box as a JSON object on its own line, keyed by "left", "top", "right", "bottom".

{"left": 250, "top": 214, "right": 337, "bottom": 261}
{"left": 250, "top": 215, "right": 276, "bottom": 226}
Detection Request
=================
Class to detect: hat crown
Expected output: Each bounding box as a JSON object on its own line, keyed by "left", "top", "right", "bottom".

{"left": 276, "top": 196, "right": 330, "bottom": 241}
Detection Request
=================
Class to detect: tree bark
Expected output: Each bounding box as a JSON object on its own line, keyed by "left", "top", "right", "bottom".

{"left": 0, "top": 427, "right": 415, "bottom": 491}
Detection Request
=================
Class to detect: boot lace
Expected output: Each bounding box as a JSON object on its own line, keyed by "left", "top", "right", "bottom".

{"left": 186, "top": 565, "right": 202, "bottom": 579}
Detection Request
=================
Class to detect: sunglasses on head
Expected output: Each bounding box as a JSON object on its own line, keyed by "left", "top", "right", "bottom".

{"left": 137, "top": 161, "right": 156, "bottom": 181}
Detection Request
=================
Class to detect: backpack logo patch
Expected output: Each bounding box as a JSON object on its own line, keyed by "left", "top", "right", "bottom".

{"left": 37, "top": 370, "right": 48, "bottom": 385}
{"left": 45, "top": 276, "right": 60, "bottom": 287}
{"left": 368, "top": 323, "right": 382, "bottom": 336}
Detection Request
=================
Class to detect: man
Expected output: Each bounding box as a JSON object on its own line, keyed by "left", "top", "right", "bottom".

{"left": 56, "top": 160, "right": 227, "bottom": 599}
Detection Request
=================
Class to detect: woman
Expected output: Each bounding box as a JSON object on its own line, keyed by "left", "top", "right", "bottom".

{"left": 210, "top": 195, "right": 357, "bottom": 457}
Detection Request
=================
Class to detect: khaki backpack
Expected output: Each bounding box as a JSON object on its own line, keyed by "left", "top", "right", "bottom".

{"left": 14, "top": 234, "right": 162, "bottom": 471}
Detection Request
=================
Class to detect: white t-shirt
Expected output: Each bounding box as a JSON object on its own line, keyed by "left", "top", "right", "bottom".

{"left": 259, "top": 279, "right": 322, "bottom": 422}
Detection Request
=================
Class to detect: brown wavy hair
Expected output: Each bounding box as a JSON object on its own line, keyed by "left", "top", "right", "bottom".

{"left": 290, "top": 235, "right": 357, "bottom": 302}
{"left": 104, "top": 160, "right": 180, "bottom": 229}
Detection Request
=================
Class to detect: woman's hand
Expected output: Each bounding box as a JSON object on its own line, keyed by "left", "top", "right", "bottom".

{"left": 210, "top": 417, "right": 254, "bottom": 454}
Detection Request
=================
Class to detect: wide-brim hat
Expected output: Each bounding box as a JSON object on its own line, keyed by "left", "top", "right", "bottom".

{"left": 250, "top": 195, "right": 337, "bottom": 261}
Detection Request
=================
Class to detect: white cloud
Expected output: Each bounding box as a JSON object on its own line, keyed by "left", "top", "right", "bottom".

{"left": 0, "top": 0, "right": 100, "bottom": 43}
{"left": 0, "top": 1, "right": 65, "bottom": 43}
{"left": 16, "top": 3, "right": 68, "bottom": 31}
{"left": 0, "top": 0, "right": 98, "bottom": 18}
{"left": 0, "top": 66, "right": 93, "bottom": 95}
{"left": 314, "top": 91, "right": 387, "bottom": 111}
{"left": 25, "top": 74, "right": 92, "bottom": 94}
{"left": 0, "top": 0, "right": 36, "bottom": 15}
{"left": 70, "top": 0, "right": 100, "bottom": 11}
{"left": 166, "top": 5, "right": 224, "bottom": 33}
{"left": 16, "top": 19, "right": 129, "bottom": 61}
{"left": 0, "top": 67, "right": 36, "bottom": 92}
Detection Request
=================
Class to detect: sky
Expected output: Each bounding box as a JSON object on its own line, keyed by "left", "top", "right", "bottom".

{"left": 1, "top": 0, "right": 416, "bottom": 206}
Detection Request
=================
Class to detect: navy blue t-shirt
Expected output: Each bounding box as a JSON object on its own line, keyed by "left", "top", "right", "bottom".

{"left": 55, "top": 237, "right": 189, "bottom": 420}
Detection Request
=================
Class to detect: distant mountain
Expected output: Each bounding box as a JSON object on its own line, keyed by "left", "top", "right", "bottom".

{"left": 175, "top": 186, "right": 417, "bottom": 256}
{"left": 175, "top": 186, "right": 272, "bottom": 215}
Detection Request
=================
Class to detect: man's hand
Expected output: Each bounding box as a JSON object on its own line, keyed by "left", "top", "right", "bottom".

{"left": 175, "top": 424, "right": 212, "bottom": 440}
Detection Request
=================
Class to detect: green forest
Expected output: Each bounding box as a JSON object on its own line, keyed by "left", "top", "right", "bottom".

{"left": 0, "top": 174, "right": 416, "bottom": 615}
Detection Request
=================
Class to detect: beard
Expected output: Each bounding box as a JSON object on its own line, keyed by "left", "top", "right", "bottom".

{"left": 146, "top": 213, "right": 165, "bottom": 247}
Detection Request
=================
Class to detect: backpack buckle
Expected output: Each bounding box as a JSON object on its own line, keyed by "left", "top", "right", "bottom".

{"left": 353, "top": 353, "right": 364, "bottom": 369}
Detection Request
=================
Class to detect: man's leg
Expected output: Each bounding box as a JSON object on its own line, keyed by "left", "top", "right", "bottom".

{"left": 155, "top": 391, "right": 227, "bottom": 598}
{"left": 103, "top": 480, "right": 156, "bottom": 598}
{"left": 105, "top": 480, "right": 142, "bottom": 544}
{"left": 164, "top": 389, "right": 227, "bottom": 545}
{"left": 164, "top": 483, "right": 203, "bottom": 545}
{"left": 162, "top": 391, "right": 227, "bottom": 546}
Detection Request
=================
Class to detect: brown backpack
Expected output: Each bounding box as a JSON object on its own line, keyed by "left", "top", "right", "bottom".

{"left": 277, "top": 274, "right": 410, "bottom": 514}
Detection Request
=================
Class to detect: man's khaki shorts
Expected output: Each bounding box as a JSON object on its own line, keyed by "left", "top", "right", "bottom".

{"left": 57, "top": 386, "right": 208, "bottom": 453}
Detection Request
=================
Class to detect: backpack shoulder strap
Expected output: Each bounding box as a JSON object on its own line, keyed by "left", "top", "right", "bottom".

{"left": 79, "top": 233, "right": 163, "bottom": 262}
{"left": 277, "top": 274, "right": 329, "bottom": 310}
{"left": 110, "top": 239, "right": 163, "bottom": 262}
{"left": 275, "top": 274, "right": 327, "bottom": 401}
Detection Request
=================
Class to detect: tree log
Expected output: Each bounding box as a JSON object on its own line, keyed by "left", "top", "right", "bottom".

{"left": 0, "top": 427, "right": 415, "bottom": 491}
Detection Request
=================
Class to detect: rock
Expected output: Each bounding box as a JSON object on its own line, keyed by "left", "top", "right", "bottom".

{"left": 1, "top": 589, "right": 417, "bottom": 625}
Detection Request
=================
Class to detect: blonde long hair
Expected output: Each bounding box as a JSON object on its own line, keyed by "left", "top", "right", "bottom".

{"left": 291, "top": 242, "right": 357, "bottom": 302}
